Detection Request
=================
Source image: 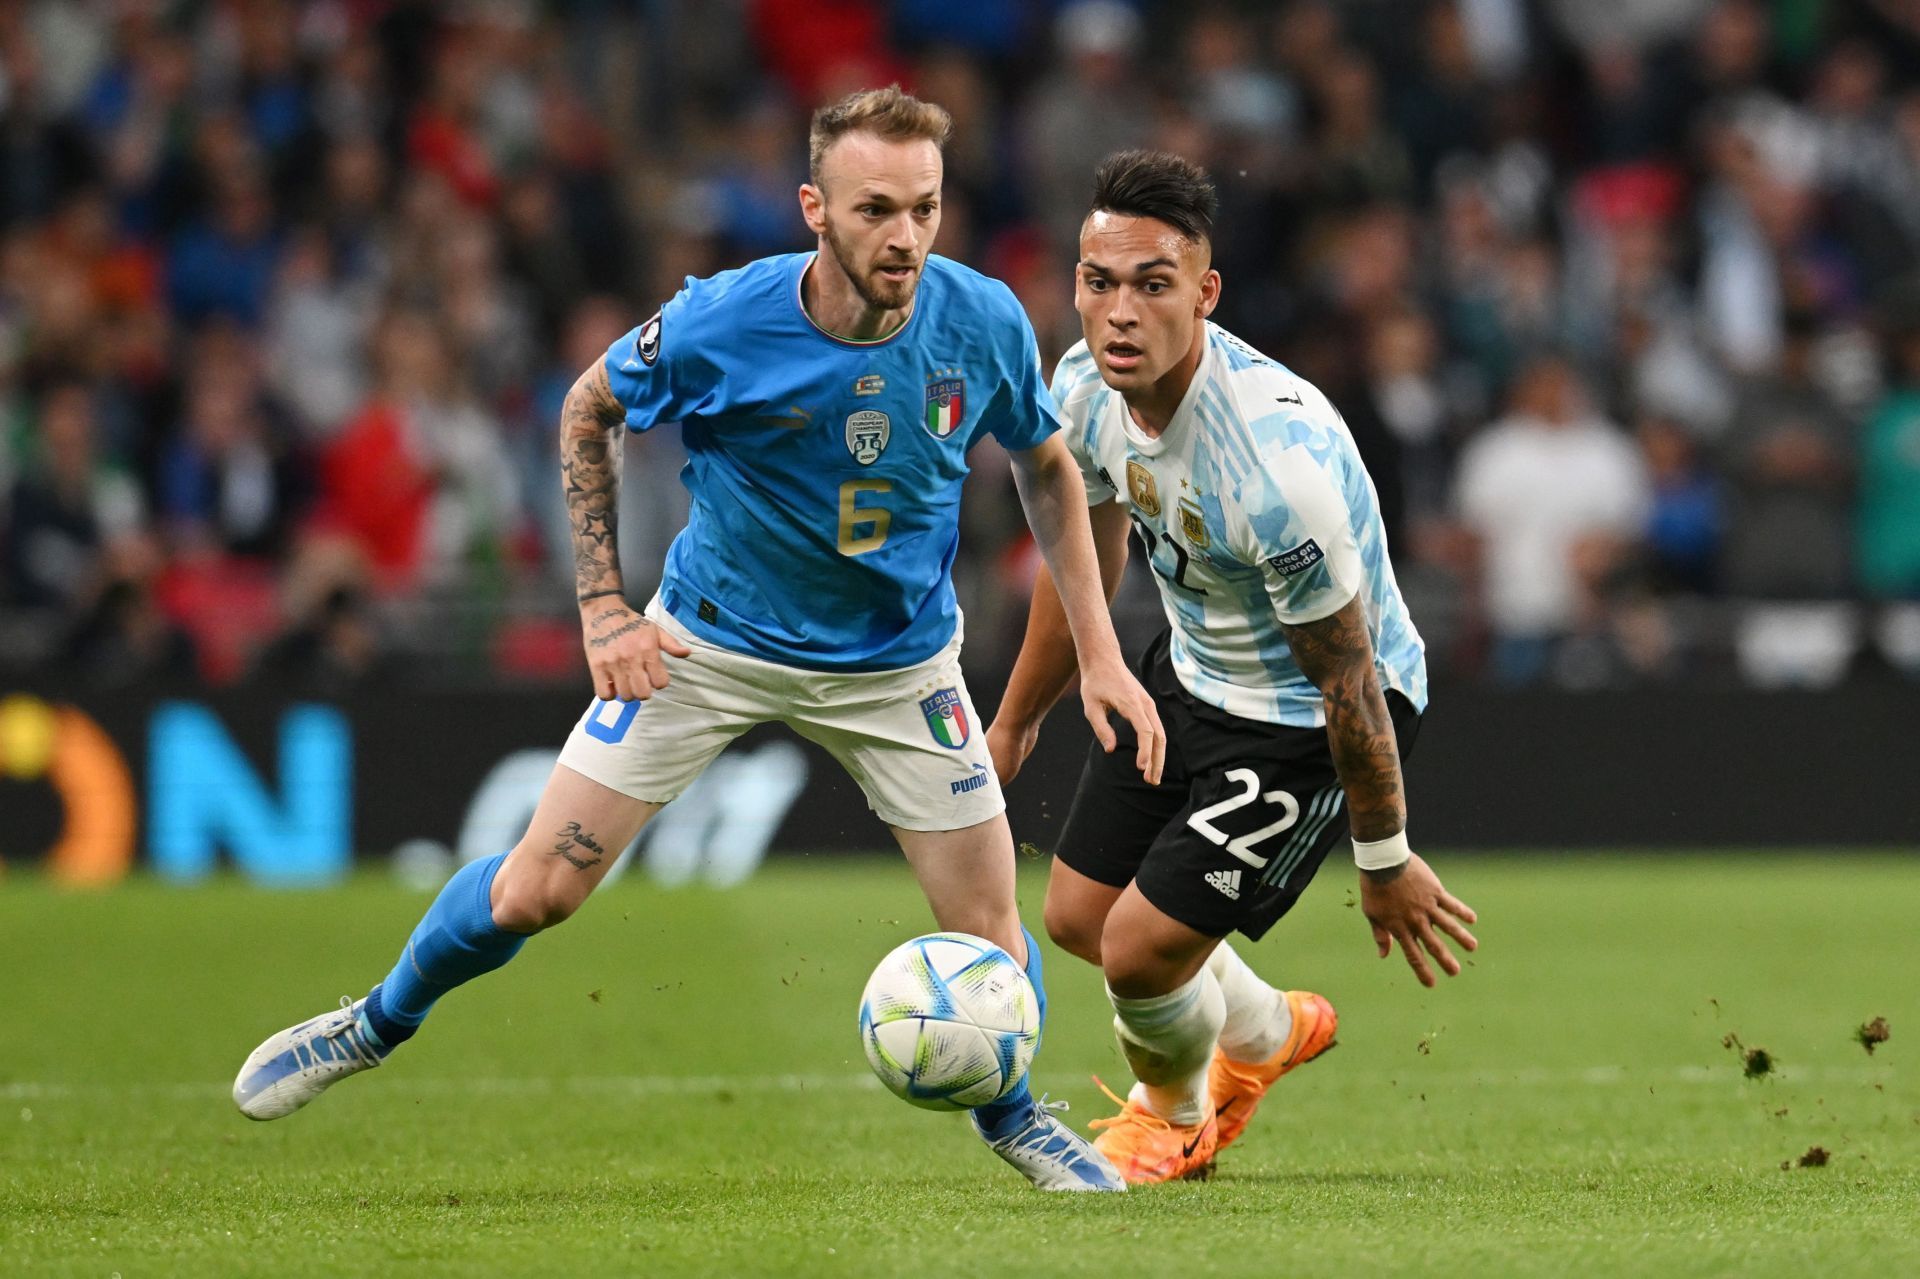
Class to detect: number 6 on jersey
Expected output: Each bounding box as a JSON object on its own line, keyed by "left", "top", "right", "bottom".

{"left": 838, "top": 478, "right": 892, "bottom": 555}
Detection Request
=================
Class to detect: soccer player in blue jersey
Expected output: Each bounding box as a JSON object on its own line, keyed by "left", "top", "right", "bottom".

{"left": 986, "top": 151, "right": 1479, "bottom": 1182}
{"left": 233, "top": 88, "right": 1165, "bottom": 1192}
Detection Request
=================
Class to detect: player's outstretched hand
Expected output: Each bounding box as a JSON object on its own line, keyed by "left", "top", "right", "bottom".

{"left": 581, "top": 601, "right": 692, "bottom": 702}
{"left": 1079, "top": 660, "right": 1166, "bottom": 785}
{"left": 1359, "top": 852, "right": 1478, "bottom": 988}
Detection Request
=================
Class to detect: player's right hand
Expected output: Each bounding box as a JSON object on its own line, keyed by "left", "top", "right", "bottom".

{"left": 985, "top": 716, "right": 1040, "bottom": 785}
{"left": 1079, "top": 660, "right": 1166, "bottom": 786}
{"left": 581, "top": 600, "right": 692, "bottom": 702}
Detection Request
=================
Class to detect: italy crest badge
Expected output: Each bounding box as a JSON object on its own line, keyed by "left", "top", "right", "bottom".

{"left": 924, "top": 373, "right": 965, "bottom": 439}
{"left": 919, "top": 687, "right": 970, "bottom": 749}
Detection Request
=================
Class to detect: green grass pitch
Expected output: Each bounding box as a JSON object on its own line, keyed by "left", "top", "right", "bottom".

{"left": 2, "top": 853, "right": 1916, "bottom": 1277}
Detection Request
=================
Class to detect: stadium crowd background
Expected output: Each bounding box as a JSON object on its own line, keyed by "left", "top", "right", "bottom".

{"left": 3, "top": 0, "right": 1919, "bottom": 695}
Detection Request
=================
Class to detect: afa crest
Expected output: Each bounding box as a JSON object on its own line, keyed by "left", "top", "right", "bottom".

{"left": 924, "top": 371, "right": 966, "bottom": 439}
{"left": 1178, "top": 500, "right": 1210, "bottom": 550}
{"left": 919, "top": 687, "right": 970, "bottom": 749}
{"left": 1126, "top": 461, "right": 1161, "bottom": 516}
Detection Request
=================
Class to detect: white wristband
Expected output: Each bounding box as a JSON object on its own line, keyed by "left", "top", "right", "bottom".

{"left": 1353, "top": 829, "right": 1412, "bottom": 872}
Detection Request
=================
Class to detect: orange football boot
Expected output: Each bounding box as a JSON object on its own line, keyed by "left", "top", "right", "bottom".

{"left": 1209, "top": 990, "right": 1338, "bottom": 1152}
{"left": 1087, "top": 1079, "right": 1219, "bottom": 1184}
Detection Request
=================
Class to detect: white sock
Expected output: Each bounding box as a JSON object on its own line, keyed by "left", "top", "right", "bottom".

{"left": 1108, "top": 969, "right": 1224, "bottom": 1126}
{"left": 1208, "top": 942, "right": 1293, "bottom": 1064}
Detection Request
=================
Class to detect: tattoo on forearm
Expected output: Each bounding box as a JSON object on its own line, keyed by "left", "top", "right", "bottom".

{"left": 1282, "top": 600, "right": 1406, "bottom": 842}
{"left": 550, "top": 821, "right": 607, "bottom": 872}
{"left": 562, "top": 363, "right": 628, "bottom": 600}
{"left": 587, "top": 619, "right": 646, "bottom": 649}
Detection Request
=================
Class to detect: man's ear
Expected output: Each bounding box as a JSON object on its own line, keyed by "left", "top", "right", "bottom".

{"left": 799, "top": 183, "right": 827, "bottom": 236}
{"left": 1198, "top": 267, "right": 1222, "bottom": 319}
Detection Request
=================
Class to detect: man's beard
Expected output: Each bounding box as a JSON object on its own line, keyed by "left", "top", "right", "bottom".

{"left": 824, "top": 220, "right": 918, "bottom": 311}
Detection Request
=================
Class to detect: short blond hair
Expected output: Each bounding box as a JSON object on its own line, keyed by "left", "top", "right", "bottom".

{"left": 807, "top": 85, "right": 952, "bottom": 183}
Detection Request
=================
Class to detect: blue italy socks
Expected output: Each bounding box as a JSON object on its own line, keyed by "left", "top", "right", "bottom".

{"left": 360, "top": 852, "right": 527, "bottom": 1048}
{"left": 972, "top": 925, "right": 1048, "bottom": 1138}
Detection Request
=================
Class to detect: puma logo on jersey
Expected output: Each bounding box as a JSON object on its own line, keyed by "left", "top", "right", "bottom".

{"left": 1275, "top": 391, "right": 1302, "bottom": 406}
{"left": 756, "top": 405, "right": 815, "bottom": 429}
{"left": 1205, "top": 868, "right": 1242, "bottom": 900}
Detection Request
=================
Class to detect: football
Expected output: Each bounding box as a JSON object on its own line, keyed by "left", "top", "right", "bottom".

{"left": 857, "top": 932, "right": 1039, "bottom": 1110}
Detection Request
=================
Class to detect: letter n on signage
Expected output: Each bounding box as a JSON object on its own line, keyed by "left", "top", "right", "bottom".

{"left": 148, "top": 703, "right": 352, "bottom": 886}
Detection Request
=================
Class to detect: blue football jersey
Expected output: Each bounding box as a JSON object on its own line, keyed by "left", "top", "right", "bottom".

{"left": 603, "top": 252, "right": 1059, "bottom": 671}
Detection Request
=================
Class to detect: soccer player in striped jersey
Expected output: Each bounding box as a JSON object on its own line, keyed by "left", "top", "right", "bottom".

{"left": 987, "top": 151, "right": 1480, "bottom": 1183}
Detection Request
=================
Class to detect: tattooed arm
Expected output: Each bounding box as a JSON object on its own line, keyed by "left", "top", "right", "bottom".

{"left": 563, "top": 360, "right": 627, "bottom": 601}
{"left": 561, "top": 360, "right": 690, "bottom": 701}
{"left": 1280, "top": 594, "right": 1406, "bottom": 845}
{"left": 1282, "top": 593, "right": 1479, "bottom": 987}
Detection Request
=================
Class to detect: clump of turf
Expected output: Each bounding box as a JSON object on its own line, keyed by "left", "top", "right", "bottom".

{"left": 1796, "top": 1146, "right": 1830, "bottom": 1168}
{"left": 1723, "top": 1033, "right": 1775, "bottom": 1079}
{"left": 1854, "top": 1016, "right": 1891, "bottom": 1055}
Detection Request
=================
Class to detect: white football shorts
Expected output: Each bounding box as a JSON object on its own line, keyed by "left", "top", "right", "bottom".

{"left": 556, "top": 597, "right": 1005, "bottom": 832}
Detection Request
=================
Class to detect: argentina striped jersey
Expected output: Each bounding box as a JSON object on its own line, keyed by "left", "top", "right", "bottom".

{"left": 1051, "top": 321, "right": 1427, "bottom": 728}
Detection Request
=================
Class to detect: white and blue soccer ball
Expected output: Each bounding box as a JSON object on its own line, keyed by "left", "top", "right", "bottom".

{"left": 857, "top": 932, "right": 1039, "bottom": 1111}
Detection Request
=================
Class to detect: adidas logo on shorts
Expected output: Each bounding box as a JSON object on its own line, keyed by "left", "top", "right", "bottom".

{"left": 1205, "top": 868, "right": 1242, "bottom": 900}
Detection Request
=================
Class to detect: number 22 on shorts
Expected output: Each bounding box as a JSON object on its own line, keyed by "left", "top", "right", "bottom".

{"left": 1188, "top": 769, "right": 1300, "bottom": 869}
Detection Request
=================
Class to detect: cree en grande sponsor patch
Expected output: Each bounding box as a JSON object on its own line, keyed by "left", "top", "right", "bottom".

{"left": 1268, "top": 538, "right": 1325, "bottom": 576}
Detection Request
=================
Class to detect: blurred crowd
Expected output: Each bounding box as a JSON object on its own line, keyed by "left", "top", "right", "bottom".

{"left": 3, "top": 0, "right": 1920, "bottom": 693}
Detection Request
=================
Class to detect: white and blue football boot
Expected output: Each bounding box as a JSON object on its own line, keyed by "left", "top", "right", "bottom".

{"left": 973, "top": 1096, "right": 1126, "bottom": 1192}
{"left": 232, "top": 997, "right": 390, "bottom": 1120}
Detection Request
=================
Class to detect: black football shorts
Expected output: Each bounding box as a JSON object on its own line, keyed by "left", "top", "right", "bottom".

{"left": 1055, "top": 629, "right": 1421, "bottom": 940}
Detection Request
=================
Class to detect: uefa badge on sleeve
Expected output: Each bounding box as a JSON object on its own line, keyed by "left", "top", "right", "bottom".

{"left": 637, "top": 311, "right": 662, "bottom": 365}
{"left": 919, "top": 688, "right": 970, "bottom": 749}
{"left": 924, "top": 371, "right": 965, "bottom": 439}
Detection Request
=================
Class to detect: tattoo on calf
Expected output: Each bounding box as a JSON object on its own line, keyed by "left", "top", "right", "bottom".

{"left": 550, "top": 821, "right": 608, "bottom": 872}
